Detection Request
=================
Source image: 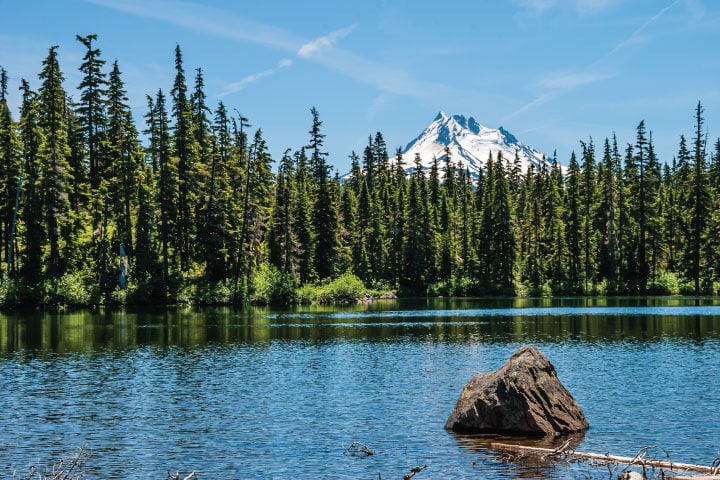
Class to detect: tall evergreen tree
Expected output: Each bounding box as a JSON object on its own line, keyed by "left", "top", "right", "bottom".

{"left": 75, "top": 34, "right": 107, "bottom": 191}
{"left": 17, "top": 80, "right": 44, "bottom": 282}
{"left": 597, "top": 138, "right": 618, "bottom": 283}
{"left": 151, "top": 89, "right": 177, "bottom": 284}
{"left": 105, "top": 60, "right": 142, "bottom": 258}
{"left": 292, "top": 148, "right": 314, "bottom": 281}
{"left": 634, "top": 121, "right": 650, "bottom": 293}
{"left": 307, "top": 108, "right": 338, "bottom": 280}
{"left": 579, "top": 139, "right": 597, "bottom": 292}
{"left": 564, "top": 151, "right": 581, "bottom": 290}
{"left": 0, "top": 67, "right": 21, "bottom": 272}
{"left": 683, "top": 102, "right": 711, "bottom": 293}
{"left": 38, "top": 46, "right": 73, "bottom": 278}
{"left": 268, "top": 149, "right": 296, "bottom": 275}
{"left": 171, "top": 45, "right": 195, "bottom": 271}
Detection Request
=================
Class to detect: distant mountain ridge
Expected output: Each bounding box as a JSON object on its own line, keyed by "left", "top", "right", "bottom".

{"left": 399, "top": 112, "right": 551, "bottom": 178}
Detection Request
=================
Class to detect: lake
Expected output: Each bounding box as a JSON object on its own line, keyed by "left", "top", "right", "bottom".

{"left": 1, "top": 297, "right": 719, "bottom": 479}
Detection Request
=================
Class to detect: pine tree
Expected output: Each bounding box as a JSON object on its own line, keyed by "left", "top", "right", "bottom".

{"left": 544, "top": 156, "right": 566, "bottom": 289}
{"left": 489, "top": 154, "right": 515, "bottom": 290}
{"left": 292, "top": 148, "right": 314, "bottom": 282}
{"left": 564, "top": 151, "right": 581, "bottom": 290}
{"left": 597, "top": 138, "right": 618, "bottom": 283}
{"left": 578, "top": 139, "right": 596, "bottom": 292}
{"left": 268, "top": 149, "right": 296, "bottom": 275}
{"left": 191, "top": 67, "right": 213, "bottom": 264}
{"left": 240, "top": 129, "right": 274, "bottom": 290}
{"left": 17, "top": 80, "right": 44, "bottom": 282}
{"left": 683, "top": 102, "right": 711, "bottom": 293}
{"left": 38, "top": 46, "right": 73, "bottom": 278}
{"left": 350, "top": 173, "right": 368, "bottom": 281}
{"left": 645, "top": 132, "right": 662, "bottom": 284}
{"left": 0, "top": 67, "right": 21, "bottom": 273}
{"left": 401, "top": 154, "right": 427, "bottom": 293}
{"left": 634, "top": 121, "right": 650, "bottom": 293}
{"left": 307, "top": 108, "right": 338, "bottom": 280}
{"left": 388, "top": 147, "right": 406, "bottom": 286}
{"left": 151, "top": 89, "right": 177, "bottom": 284}
{"left": 619, "top": 142, "right": 640, "bottom": 291}
{"left": 457, "top": 166, "right": 476, "bottom": 281}
{"left": 76, "top": 34, "right": 107, "bottom": 192}
{"left": 171, "top": 45, "right": 195, "bottom": 271}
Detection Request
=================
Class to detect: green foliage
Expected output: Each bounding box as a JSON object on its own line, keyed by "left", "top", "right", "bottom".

{"left": 0, "top": 278, "right": 36, "bottom": 307}
{"left": 314, "top": 272, "right": 366, "bottom": 304}
{"left": 192, "top": 279, "right": 234, "bottom": 305}
{"left": 647, "top": 272, "right": 680, "bottom": 295}
{"left": 251, "top": 263, "right": 298, "bottom": 305}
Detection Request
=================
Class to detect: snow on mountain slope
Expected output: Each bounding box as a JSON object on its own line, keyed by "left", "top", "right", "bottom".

{"left": 400, "top": 112, "right": 551, "bottom": 178}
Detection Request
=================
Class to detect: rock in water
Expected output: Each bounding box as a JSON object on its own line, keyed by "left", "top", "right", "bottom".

{"left": 445, "top": 345, "right": 589, "bottom": 436}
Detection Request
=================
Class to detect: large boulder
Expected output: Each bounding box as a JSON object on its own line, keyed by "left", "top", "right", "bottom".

{"left": 445, "top": 345, "right": 589, "bottom": 436}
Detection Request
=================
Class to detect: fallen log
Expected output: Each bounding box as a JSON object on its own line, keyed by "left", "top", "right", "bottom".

{"left": 490, "top": 442, "right": 717, "bottom": 475}
{"left": 671, "top": 476, "right": 720, "bottom": 480}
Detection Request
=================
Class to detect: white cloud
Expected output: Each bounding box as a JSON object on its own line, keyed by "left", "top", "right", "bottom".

{"left": 89, "top": 0, "right": 453, "bottom": 99}
{"left": 515, "top": 0, "right": 557, "bottom": 13}
{"left": 535, "top": 71, "right": 612, "bottom": 89}
{"left": 593, "top": 0, "right": 681, "bottom": 65}
{"left": 501, "top": 93, "right": 553, "bottom": 123}
{"left": 86, "top": 0, "right": 303, "bottom": 51}
{"left": 298, "top": 24, "right": 357, "bottom": 58}
{"left": 219, "top": 58, "right": 294, "bottom": 97}
{"left": 515, "top": 0, "right": 620, "bottom": 15}
{"left": 575, "top": 0, "right": 621, "bottom": 15}
{"left": 220, "top": 69, "right": 274, "bottom": 97}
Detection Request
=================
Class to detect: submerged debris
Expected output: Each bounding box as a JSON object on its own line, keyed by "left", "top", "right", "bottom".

{"left": 344, "top": 442, "right": 374, "bottom": 457}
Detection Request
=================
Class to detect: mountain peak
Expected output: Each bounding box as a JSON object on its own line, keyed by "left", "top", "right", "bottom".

{"left": 401, "top": 113, "right": 550, "bottom": 178}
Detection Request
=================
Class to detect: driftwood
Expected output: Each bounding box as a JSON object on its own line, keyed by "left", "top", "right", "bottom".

{"left": 343, "top": 442, "right": 374, "bottom": 457}
{"left": 167, "top": 471, "right": 198, "bottom": 480}
{"left": 672, "top": 476, "right": 720, "bottom": 480}
{"left": 491, "top": 441, "right": 719, "bottom": 475}
{"left": 402, "top": 464, "right": 427, "bottom": 480}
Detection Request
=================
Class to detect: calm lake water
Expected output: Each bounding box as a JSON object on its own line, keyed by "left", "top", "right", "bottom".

{"left": 1, "top": 297, "right": 719, "bottom": 479}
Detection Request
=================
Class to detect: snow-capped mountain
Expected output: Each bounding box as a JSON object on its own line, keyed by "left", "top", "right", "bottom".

{"left": 400, "top": 112, "right": 550, "bottom": 178}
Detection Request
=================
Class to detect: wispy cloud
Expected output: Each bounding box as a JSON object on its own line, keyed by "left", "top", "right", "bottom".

{"left": 515, "top": 0, "right": 620, "bottom": 15}
{"left": 298, "top": 24, "right": 357, "bottom": 58}
{"left": 507, "top": 0, "right": 679, "bottom": 121}
{"left": 575, "top": 0, "right": 621, "bottom": 15}
{"left": 535, "top": 71, "right": 613, "bottom": 89}
{"left": 86, "top": 0, "right": 303, "bottom": 51}
{"left": 87, "top": 0, "right": 452, "bottom": 99}
{"left": 220, "top": 58, "right": 293, "bottom": 98}
{"left": 594, "top": 0, "right": 681, "bottom": 64}
{"left": 515, "top": 0, "right": 557, "bottom": 13}
{"left": 501, "top": 93, "right": 553, "bottom": 123}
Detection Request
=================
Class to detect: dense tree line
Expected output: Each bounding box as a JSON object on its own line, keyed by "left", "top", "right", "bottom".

{"left": 0, "top": 38, "right": 719, "bottom": 306}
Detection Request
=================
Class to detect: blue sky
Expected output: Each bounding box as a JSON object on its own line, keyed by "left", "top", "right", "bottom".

{"left": 1, "top": 0, "right": 719, "bottom": 173}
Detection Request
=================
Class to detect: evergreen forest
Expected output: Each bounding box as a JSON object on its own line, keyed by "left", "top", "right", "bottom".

{"left": 1, "top": 38, "right": 720, "bottom": 307}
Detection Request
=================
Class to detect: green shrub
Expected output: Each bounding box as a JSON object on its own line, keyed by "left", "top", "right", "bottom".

{"left": 0, "top": 278, "right": 36, "bottom": 307}
{"left": 315, "top": 272, "right": 366, "bottom": 304}
{"left": 193, "top": 280, "right": 234, "bottom": 305}
{"left": 251, "top": 264, "right": 298, "bottom": 305}
{"left": 678, "top": 281, "right": 697, "bottom": 295}
{"left": 295, "top": 284, "right": 317, "bottom": 304}
{"left": 41, "top": 273, "right": 95, "bottom": 306}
